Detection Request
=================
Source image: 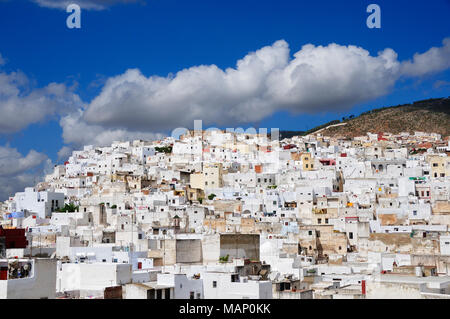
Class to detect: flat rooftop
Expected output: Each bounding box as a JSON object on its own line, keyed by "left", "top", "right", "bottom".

{"left": 376, "top": 274, "right": 450, "bottom": 288}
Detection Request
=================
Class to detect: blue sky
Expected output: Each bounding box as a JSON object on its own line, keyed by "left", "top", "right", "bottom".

{"left": 0, "top": 0, "right": 449, "bottom": 199}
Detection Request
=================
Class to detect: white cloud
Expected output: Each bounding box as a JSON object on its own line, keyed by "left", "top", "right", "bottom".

{"left": 0, "top": 145, "right": 49, "bottom": 201}
{"left": 83, "top": 40, "right": 290, "bottom": 130}
{"left": 60, "top": 109, "right": 165, "bottom": 148}
{"left": 0, "top": 53, "right": 5, "bottom": 66}
{"left": 82, "top": 40, "right": 395, "bottom": 130}
{"left": 57, "top": 145, "right": 73, "bottom": 161}
{"left": 265, "top": 44, "right": 400, "bottom": 113}
{"left": 32, "top": 0, "right": 143, "bottom": 10}
{"left": 82, "top": 39, "right": 450, "bottom": 134}
{"left": 0, "top": 69, "right": 82, "bottom": 133}
{"left": 401, "top": 38, "right": 450, "bottom": 77}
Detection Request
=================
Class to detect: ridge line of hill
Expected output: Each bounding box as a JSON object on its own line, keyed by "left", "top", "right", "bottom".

{"left": 278, "top": 97, "right": 450, "bottom": 139}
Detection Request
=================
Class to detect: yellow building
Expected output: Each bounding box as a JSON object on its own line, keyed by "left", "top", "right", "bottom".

{"left": 428, "top": 155, "right": 450, "bottom": 178}
{"left": 190, "top": 172, "right": 205, "bottom": 190}
{"left": 300, "top": 153, "right": 314, "bottom": 171}
{"left": 204, "top": 163, "right": 223, "bottom": 190}
{"left": 189, "top": 163, "right": 223, "bottom": 191}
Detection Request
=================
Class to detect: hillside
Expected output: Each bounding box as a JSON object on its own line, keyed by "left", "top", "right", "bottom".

{"left": 309, "top": 97, "right": 450, "bottom": 138}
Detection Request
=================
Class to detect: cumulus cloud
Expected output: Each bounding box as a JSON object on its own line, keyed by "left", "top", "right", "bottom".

{"left": 0, "top": 69, "right": 82, "bottom": 133}
{"left": 32, "top": 0, "right": 143, "bottom": 10}
{"left": 265, "top": 44, "right": 400, "bottom": 112}
{"left": 57, "top": 145, "right": 73, "bottom": 161}
{"left": 0, "top": 145, "right": 49, "bottom": 200}
{"left": 401, "top": 38, "right": 450, "bottom": 77}
{"left": 60, "top": 109, "right": 165, "bottom": 148}
{"left": 83, "top": 40, "right": 289, "bottom": 130}
{"left": 81, "top": 38, "right": 450, "bottom": 134}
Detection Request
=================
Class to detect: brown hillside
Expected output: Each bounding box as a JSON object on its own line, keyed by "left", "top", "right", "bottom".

{"left": 319, "top": 98, "right": 450, "bottom": 138}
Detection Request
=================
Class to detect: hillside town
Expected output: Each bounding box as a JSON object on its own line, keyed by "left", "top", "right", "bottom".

{"left": 1, "top": 128, "right": 450, "bottom": 299}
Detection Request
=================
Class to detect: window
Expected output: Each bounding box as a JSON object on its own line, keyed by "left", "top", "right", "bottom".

{"left": 318, "top": 218, "right": 322, "bottom": 224}
{"left": 190, "top": 291, "right": 195, "bottom": 299}
{"left": 349, "top": 232, "right": 353, "bottom": 239}
{"left": 212, "top": 281, "right": 217, "bottom": 288}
